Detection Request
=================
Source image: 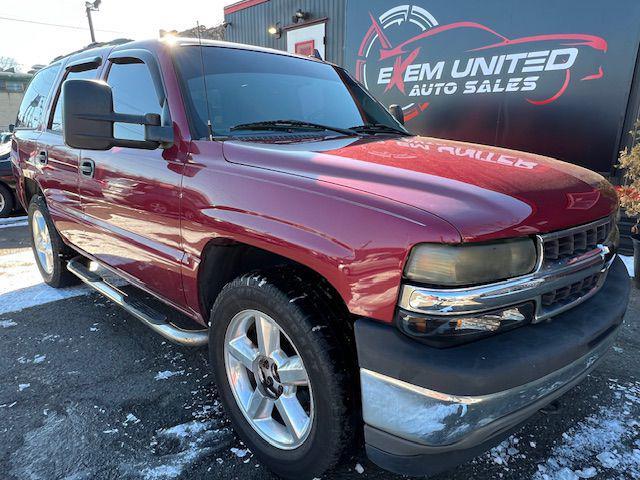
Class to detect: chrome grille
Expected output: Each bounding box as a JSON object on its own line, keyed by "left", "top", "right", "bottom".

{"left": 542, "top": 217, "right": 613, "bottom": 263}
{"left": 541, "top": 272, "right": 602, "bottom": 308}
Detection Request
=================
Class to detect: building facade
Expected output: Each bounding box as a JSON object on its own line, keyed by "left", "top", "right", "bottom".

{"left": 224, "top": 0, "right": 640, "bottom": 178}
{"left": 0, "top": 71, "right": 32, "bottom": 131}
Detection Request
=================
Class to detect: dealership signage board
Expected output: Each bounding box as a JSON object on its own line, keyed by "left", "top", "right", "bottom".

{"left": 345, "top": 1, "right": 640, "bottom": 173}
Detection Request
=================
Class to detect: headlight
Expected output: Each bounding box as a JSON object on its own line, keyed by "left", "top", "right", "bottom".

{"left": 404, "top": 239, "right": 537, "bottom": 286}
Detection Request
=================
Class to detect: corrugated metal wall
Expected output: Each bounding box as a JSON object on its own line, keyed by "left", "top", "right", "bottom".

{"left": 224, "top": 0, "right": 347, "bottom": 65}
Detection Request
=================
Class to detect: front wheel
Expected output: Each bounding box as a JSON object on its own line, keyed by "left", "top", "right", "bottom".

{"left": 209, "top": 269, "right": 357, "bottom": 479}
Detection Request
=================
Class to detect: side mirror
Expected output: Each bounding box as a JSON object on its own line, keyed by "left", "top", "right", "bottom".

{"left": 62, "top": 79, "right": 174, "bottom": 151}
{"left": 389, "top": 104, "right": 405, "bottom": 125}
{"left": 8, "top": 124, "right": 14, "bottom": 133}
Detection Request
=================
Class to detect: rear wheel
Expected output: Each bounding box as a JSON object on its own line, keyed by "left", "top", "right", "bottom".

{"left": 209, "top": 269, "right": 357, "bottom": 479}
{"left": 28, "top": 195, "right": 79, "bottom": 288}
{"left": 0, "top": 183, "right": 14, "bottom": 218}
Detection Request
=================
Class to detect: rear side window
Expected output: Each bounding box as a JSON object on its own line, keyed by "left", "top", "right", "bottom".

{"left": 16, "top": 64, "right": 61, "bottom": 129}
{"left": 49, "top": 66, "right": 100, "bottom": 132}
{"left": 107, "top": 62, "right": 162, "bottom": 141}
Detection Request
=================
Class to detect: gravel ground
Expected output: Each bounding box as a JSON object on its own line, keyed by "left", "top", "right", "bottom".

{"left": 0, "top": 218, "right": 639, "bottom": 480}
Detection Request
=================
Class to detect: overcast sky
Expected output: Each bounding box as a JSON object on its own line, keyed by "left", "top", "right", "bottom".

{"left": 0, "top": 0, "right": 236, "bottom": 71}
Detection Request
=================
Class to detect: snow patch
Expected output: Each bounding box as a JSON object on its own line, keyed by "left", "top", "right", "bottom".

{"left": 0, "top": 215, "right": 27, "bottom": 226}
{"left": 154, "top": 370, "right": 184, "bottom": 381}
{"left": 159, "top": 420, "right": 211, "bottom": 439}
{"left": 574, "top": 466, "right": 597, "bottom": 478}
{"left": 620, "top": 255, "right": 635, "bottom": 277}
{"left": 0, "top": 319, "right": 17, "bottom": 328}
{"left": 231, "top": 447, "right": 249, "bottom": 458}
{"left": 33, "top": 354, "right": 46, "bottom": 364}
{"left": 533, "top": 380, "right": 640, "bottom": 479}
{"left": 596, "top": 451, "right": 619, "bottom": 469}
{"left": 0, "top": 250, "right": 88, "bottom": 314}
{"left": 123, "top": 413, "right": 140, "bottom": 426}
{"left": 0, "top": 220, "right": 28, "bottom": 230}
{"left": 132, "top": 420, "right": 231, "bottom": 480}
{"left": 18, "top": 383, "right": 30, "bottom": 392}
{"left": 18, "top": 354, "right": 46, "bottom": 364}
{"left": 355, "top": 462, "right": 365, "bottom": 474}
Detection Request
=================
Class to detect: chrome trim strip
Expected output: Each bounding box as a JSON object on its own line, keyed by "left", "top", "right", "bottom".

{"left": 360, "top": 331, "right": 616, "bottom": 447}
{"left": 399, "top": 248, "right": 613, "bottom": 321}
{"left": 399, "top": 216, "right": 617, "bottom": 321}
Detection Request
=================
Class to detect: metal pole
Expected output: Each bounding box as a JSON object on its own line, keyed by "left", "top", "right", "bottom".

{"left": 86, "top": 6, "right": 96, "bottom": 43}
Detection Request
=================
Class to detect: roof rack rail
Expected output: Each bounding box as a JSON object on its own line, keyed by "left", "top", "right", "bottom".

{"left": 52, "top": 38, "right": 134, "bottom": 63}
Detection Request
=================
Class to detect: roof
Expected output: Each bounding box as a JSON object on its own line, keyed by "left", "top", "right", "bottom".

{"left": 51, "top": 38, "right": 133, "bottom": 64}
{"left": 224, "top": 0, "right": 269, "bottom": 15}
{"left": 39, "top": 37, "right": 325, "bottom": 71}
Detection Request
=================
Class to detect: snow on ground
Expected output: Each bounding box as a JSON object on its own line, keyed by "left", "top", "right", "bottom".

{"left": 131, "top": 420, "right": 231, "bottom": 480}
{"left": 486, "top": 379, "right": 640, "bottom": 480}
{"left": 0, "top": 216, "right": 28, "bottom": 229}
{"left": 0, "top": 216, "right": 27, "bottom": 225}
{"left": 0, "top": 249, "right": 88, "bottom": 315}
{"left": 154, "top": 370, "right": 185, "bottom": 381}
{"left": 0, "top": 220, "right": 28, "bottom": 230}
{"left": 621, "top": 255, "right": 635, "bottom": 278}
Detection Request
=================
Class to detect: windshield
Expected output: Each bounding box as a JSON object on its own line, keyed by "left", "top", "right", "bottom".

{"left": 173, "top": 46, "right": 406, "bottom": 139}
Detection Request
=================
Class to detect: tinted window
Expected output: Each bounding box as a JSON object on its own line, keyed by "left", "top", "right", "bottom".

{"left": 107, "top": 62, "right": 161, "bottom": 141}
{"left": 50, "top": 66, "right": 99, "bottom": 132}
{"left": 16, "top": 64, "right": 61, "bottom": 129}
{"left": 174, "top": 46, "right": 401, "bottom": 139}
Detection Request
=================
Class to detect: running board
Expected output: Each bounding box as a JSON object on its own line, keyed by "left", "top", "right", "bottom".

{"left": 67, "top": 258, "right": 208, "bottom": 347}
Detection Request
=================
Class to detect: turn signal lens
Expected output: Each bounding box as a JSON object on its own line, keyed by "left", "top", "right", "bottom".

{"left": 397, "top": 302, "right": 534, "bottom": 348}
{"left": 404, "top": 239, "right": 537, "bottom": 286}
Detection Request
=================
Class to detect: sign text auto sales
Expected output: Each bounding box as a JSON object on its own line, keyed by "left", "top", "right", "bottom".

{"left": 377, "top": 47, "right": 578, "bottom": 96}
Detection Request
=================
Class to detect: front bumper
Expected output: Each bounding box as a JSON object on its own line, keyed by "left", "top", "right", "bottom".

{"left": 356, "top": 256, "right": 630, "bottom": 476}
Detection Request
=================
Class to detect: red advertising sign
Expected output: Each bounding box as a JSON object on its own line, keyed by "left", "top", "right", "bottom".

{"left": 295, "top": 40, "right": 316, "bottom": 56}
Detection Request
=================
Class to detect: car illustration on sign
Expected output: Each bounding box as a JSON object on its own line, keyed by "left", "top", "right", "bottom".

{"left": 355, "top": 5, "right": 608, "bottom": 120}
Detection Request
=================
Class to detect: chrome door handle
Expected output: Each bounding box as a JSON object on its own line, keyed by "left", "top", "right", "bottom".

{"left": 80, "top": 158, "right": 95, "bottom": 178}
{"left": 36, "top": 150, "right": 47, "bottom": 165}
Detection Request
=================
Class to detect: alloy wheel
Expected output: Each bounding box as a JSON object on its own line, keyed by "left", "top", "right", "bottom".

{"left": 224, "top": 309, "right": 314, "bottom": 450}
{"left": 32, "top": 210, "right": 54, "bottom": 275}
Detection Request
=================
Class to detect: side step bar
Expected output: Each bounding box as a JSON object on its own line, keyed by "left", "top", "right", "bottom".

{"left": 67, "top": 258, "right": 208, "bottom": 347}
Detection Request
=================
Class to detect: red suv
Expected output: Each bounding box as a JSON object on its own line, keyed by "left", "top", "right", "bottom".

{"left": 11, "top": 38, "right": 629, "bottom": 479}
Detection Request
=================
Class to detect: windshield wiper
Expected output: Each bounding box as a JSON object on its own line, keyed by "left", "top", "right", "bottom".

{"left": 348, "top": 123, "right": 410, "bottom": 136}
{"left": 230, "top": 120, "right": 358, "bottom": 137}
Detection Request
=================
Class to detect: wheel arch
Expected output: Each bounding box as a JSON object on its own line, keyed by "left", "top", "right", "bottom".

{"left": 22, "top": 177, "right": 43, "bottom": 207}
{"left": 196, "top": 237, "right": 351, "bottom": 325}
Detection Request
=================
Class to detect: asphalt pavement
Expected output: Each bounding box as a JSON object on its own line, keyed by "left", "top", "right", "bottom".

{"left": 1, "top": 219, "right": 639, "bottom": 480}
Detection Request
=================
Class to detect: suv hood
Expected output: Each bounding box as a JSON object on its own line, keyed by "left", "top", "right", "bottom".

{"left": 223, "top": 136, "right": 617, "bottom": 241}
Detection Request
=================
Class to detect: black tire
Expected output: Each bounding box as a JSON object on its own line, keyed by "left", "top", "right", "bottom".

{"left": 28, "top": 195, "right": 79, "bottom": 288}
{"left": 0, "top": 183, "right": 14, "bottom": 218}
{"left": 209, "top": 268, "right": 358, "bottom": 479}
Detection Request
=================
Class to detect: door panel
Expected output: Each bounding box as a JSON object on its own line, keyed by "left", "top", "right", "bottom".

{"left": 38, "top": 62, "right": 101, "bottom": 243}
{"left": 76, "top": 57, "right": 186, "bottom": 307}
{"left": 36, "top": 131, "right": 83, "bottom": 242}
{"left": 78, "top": 148, "right": 186, "bottom": 306}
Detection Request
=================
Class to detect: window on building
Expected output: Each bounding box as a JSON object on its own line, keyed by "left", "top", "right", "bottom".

{"left": 6, "top": 82, "right": 24, "bottom": 92}
{"left": 16, "top": 64, "right": 61, "bottom": 129}
{"left": 49, "top": 66, "right": 99, "bottom": 132}
{"left": 107, "top": 61, "right": 162, "bottom": 141}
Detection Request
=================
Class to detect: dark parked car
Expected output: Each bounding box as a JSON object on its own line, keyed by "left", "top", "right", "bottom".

{"left": 0, "top": 132, "right": 17, "bottom": 217}
{"left": 11, "top": 38, "right": 629, "bottom": 479}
